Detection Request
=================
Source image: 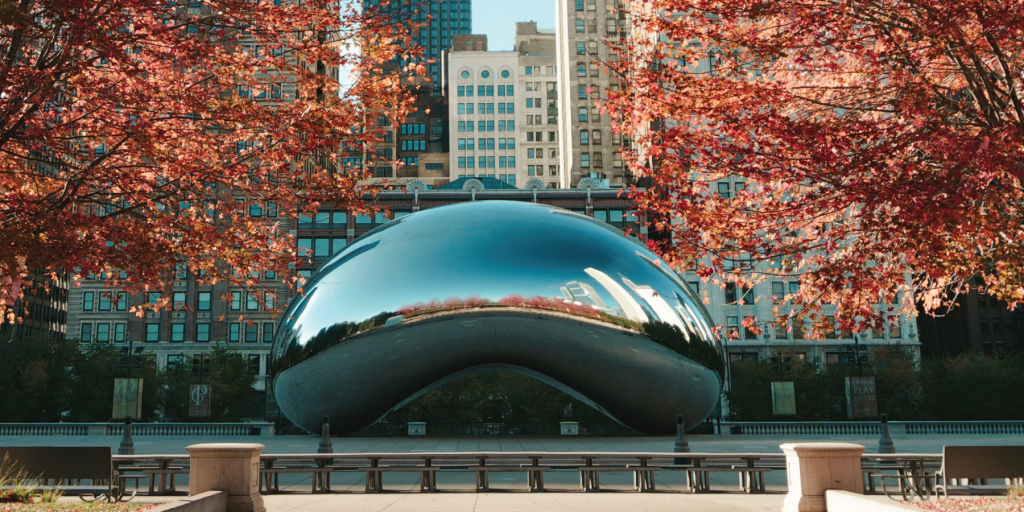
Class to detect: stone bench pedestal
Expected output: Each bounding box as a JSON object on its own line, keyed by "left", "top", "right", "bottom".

{"left": 187, "top": 443, "right": 265, "bottom": 512}
{"left": 781, "top": 442, "right": 865, "bottom": 512}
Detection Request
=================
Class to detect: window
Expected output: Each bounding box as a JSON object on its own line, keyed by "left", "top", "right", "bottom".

{"left": 481, "top": 70, "right": 490, "bottom": 78}
{"left": 246, "top": 292, "right": 259, "bottom": 310}
{"left": 171, "top": 323, "right": 185, "bottom": 342}
{"left": 173, "top": 292, "right": 186, "bottom": 310}
{"left": 457, "top": 85, "right": 465, "bottom": 96}
{"left": 578, "top": 85, "right": 587, "bottom": 99}
{"left": 724, "top": 283, "right": 737, "bottom": 303}
{"left": 314, "top": 237, "right": 330, "bottom": 258}
{"left": 577, "top": 64, "right": 586, "bottom": 77}
{"left": 507, "top": 138, "right": 515, "bottom": 149}
{"left": 148, "top": 292, "right": 161, "bottom": 307}
{"left": 114, "top": 323, "right": 125, "bottom": 342}
{"left": 461, "top": 70, "right": 469, "bottom": 79}
{"left": 333, "top": 237, "right": 346, "bottom": 254}
{"left": 458, "top": 138, "right": 466, "bottom": 150}
{"left": 116, "top": 293, "right": 127, "bottom": 311}
{"left": 229, "top": 323, "right": 240, "bottom": 342}
{"left": 501, "top": 70, "right": 510, "bottom": 78}
{"left": 726, "top": 316, "right": 739, "bottom": 339}
{"left": 80, "top": 323, "right": 92, "bottom": 342}
{"left": 499, "top": 157, "right": 506, "bottom": 168}
{"left": 508, "top": 157, "right": 515, "bottom": 167}
{"left": 264, "top": 291, "right": 275, "bottom": 310}
{"left": 592, "top": 130, "right": 602, "bottom": 144}
{"left": 888, "top": 319, "right": 901, "bottom": 338}
{"left": 263, "top": 322, "right": 275, "bottom": 343}
{"left": 146, "top": 323, "right": 160, "bottom": 342}
{"left": 718, "top": 182, "right": 731, "bottom": 198}
{"left": 230, "top": 290, "right": 241, "bottom": 310}
{"left": 196, "top": 323, "right": 210, "bottom": 343}
{"left": 486, "top": 85, "right": 494, "bottom": 96}
{"left": 83, "top": 291, "right": 94, "bottom": 311}
{"left": 580, "top": 130, "right": 589, "bottom": 144}
{"left": 575, "top": 19, "right": 585, "bottom": 32}
{"left": 580, "top": 153, "right": 590, "bottom": 168}
{"left": 92, "top": 322, "right": 108, "bottom": 342}
{"left": 198, "top": 292, "right": 211, "bottom": 310}
{"left": 772, "top": 282, "right": 785, "bottom": 304}
{"left": 576, "top": 41, "right": 586, "bottom": 55}
{"left": 578, "top": 108, "right": 588, "bottom": 122}
{"left": 458, "top": 157, "right": 466, "bottom": 168}
{"left": 245, "top": 323, "right": 258, "bottom": 343}
{"left": 593, "top": 152, "right": 603, "bottom": 168}
{"left": 458, "top": 103, "right": 465, "bottom": 114}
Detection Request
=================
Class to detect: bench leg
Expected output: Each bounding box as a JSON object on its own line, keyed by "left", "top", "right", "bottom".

{"left": 476, "top": 470, "right": 489, "bottom": 492}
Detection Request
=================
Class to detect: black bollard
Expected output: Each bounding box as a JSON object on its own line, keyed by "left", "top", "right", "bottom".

{"left": 673, "top": 414, "right": 691, "bottom": 465}
{"left": 318, "top": 416, "right": 333, "bottom": 454}
{"left": 878, "top": 413, "right": 896, "bottom": 454}
{"left": 118, "top": 416, "right": 135, "bottom": 455}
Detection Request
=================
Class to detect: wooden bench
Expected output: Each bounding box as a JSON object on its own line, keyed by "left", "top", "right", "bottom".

{"left": 1, "top": 447, "right": 138, "bottom": 502}
{"left": 935, "top": 446, "right": 1024, "bottom": 499}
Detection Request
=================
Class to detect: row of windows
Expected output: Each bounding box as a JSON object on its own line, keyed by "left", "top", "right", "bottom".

{"left": 82, "top": 291, "right": 127, "bottom": 311}
{"left": 525, "top": 98, "right": 555, "bottom": 109}
{"left": 577, "top": 62, "right": 601, "bottom": 77}
{"left": 401, "top": 140, "right": 426, "bottom": 151}
{"left": 579, "top": 152, "right": 604, "bottom": 168}
{"left": 457, "top": 156, "right": 516, "bottom": 169}
{"left": 576, "top": 41, "right": 601, "bottom": 56}
{"left": 580, "top": 130, "right": 604, "bottom": 144}
{"left": 456, "top": 138, "right": 515, "bottom": 150}
{"left": 456, "top": 120, "right": 516, "bottom": 132}
{"left": 523, "top": 66, "right": 556, "bottom": 76}
{"left": 456, "top": 103, "right": 515, "bottom": 115}
{"left": 144, "top": 290, "right": 275, "bottom": 312}
{"left": 574, "top": 0, "right": 626, "bottom": 11}
{"left": 526, "top": 148, "right": 557, "bottom": 159}
{"left": 454, "top": 85, "right": 514, "bottom": 97}
{"left": 400, "top": 123, "right": 426, "bottom": 135}
{"left": 526, "top": 131, "right": 557, "bottom": 142}
{"left": 527, "top": 165, "right": 559, "bottom": 176}
{"left": 578, "top": 108, "right": 601, "bottom": 122}
{"left": 526, "top": 115, "right": 556, "bottom": 126}
{"left": 458, "top": 70, "right": 512, "bottom": 80}
{"left": 78, "top": 319, "right": 274, "bottom": 344}
{"left": 575, "top": 17, "right": 628, "bottom": 34}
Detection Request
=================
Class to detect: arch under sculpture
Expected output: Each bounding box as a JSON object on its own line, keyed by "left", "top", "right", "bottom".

{"left": 270, "top": 201, "right": 724, "bottom": 435}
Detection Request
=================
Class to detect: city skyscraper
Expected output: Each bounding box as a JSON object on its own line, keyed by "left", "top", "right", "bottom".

{"left": 362, "top": 0, "right": 473, "bottom": 85}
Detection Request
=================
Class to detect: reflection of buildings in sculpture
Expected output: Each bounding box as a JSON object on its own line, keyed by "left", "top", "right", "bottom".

{"left": 582, "top": 268, "right": 648, "bottom": 324}
{"left": 561, "top": 280, "right": 616, "bottom": 316}
{"left": 622, "top": 276, "right": 686, "bottom": 331}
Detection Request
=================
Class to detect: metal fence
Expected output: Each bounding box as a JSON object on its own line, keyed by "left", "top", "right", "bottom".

{"left": 351, "top": 422, "right": 643, "bottom": 437}
{"left": 0, "top": 422, "right": 275, "bottom": 436}
{"left": 722, "top": 420, "right": 1024, "bottom": 436}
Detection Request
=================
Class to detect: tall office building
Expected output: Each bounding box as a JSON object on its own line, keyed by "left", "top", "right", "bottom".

{"left": 362, "top": 0, "right": 473, "bottom": 86}
{"left": 555, "top": 0, "right": 630, "bottom": 188}
{"left": 447, "top": 24, "right": 561, "bottom": 189}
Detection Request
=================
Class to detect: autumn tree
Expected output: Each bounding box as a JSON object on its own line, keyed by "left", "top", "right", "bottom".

{"left": 0, "top": 0, "right": 423, "bottom": 322}
{"left": 611, "top": 0, "right": 1024, "bottom": 337}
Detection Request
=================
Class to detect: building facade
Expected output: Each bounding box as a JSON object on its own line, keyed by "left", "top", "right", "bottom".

{"left": 0, "top": 270, "right": 69, "bottom": 343}
{"left": 555, "top": 0, "right": 630, "bottom": 188}
{"left": 447, "top": 25, "right": 562, "bottom": 189}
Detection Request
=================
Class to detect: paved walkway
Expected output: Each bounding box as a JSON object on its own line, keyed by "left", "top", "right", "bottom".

{"left": 262, "top": 492, "right": 788, "bottom": 512}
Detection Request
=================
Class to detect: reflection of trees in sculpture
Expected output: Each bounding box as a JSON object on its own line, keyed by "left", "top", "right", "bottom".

{"left": 642, "top": 321, "right": 725, "bottom": 377}
{"left": 270, "top": 312, "right": 392, "bottom": 376}
{"left": 394, "top": 294, "right": 645, "bottom": 331}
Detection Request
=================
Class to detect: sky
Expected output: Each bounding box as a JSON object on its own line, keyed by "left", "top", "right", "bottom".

{"left": 472, "top": 1, "right": 557, "bottom": 51}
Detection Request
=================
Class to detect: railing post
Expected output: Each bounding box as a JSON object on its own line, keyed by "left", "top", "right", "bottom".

{"left": 781, "top": 442, "right": 865, "bottom": 512}
{"left": 878, "top": 414, "right": 896, "bottom": 454}
{"left": 118, "top": 416, "right": 134, "bottom": 455}
{"left": 187, "top": 443, "right": 265, "bottom": 512}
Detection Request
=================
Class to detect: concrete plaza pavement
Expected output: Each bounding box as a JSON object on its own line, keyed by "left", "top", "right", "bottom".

{"left": 261, "top": 492, "right": 788, "bottom": 512}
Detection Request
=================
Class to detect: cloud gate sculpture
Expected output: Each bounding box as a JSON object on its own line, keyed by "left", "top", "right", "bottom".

{"left": 271, "top": 201, "right": 724, "bottom": 435}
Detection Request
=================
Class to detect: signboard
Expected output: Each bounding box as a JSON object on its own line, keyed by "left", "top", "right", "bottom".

{"left": 112, "top": 378, "right": 143, "bottom": 420}
{"left": 845, "top": 376, "right": 879, "bottom": 420}
{"left": 189, "top": 384, "right": 212, "bottom": 418}
{"left": 771, "top": 381, "right": 796, "bottom": 416}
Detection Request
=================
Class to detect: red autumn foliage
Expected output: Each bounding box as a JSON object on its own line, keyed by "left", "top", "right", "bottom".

{"left": 611, "top": 0, "right": 1024, "bottom": 337}
{"left": 0, "top": 0, "right": 423, "bottom": 321}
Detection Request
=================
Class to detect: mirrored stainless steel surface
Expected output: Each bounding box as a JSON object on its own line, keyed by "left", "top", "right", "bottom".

{"left": 272, "top": 201, "right": 723, "bottom": 434}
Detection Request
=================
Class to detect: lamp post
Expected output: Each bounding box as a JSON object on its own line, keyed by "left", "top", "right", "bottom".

{"left": 852, "top": 333, "right": 863, "bottom": 375}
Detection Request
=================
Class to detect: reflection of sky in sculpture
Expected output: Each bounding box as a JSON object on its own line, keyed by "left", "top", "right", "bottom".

{"left": 273, "top": 201, "right": 720, "bottom": 363}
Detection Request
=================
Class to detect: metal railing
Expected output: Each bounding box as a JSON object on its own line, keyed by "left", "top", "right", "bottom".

{"left": 0, "top": 422, "right": 274, "bottom": 436}
{"left": 108, "top": 451, "right": 942, "bottom": 495}
{"left": 721, "top": 420, "right": 1024, "bottom": 436}
{"left": 351, "top": 422, "right": 642, "bottom": 437}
